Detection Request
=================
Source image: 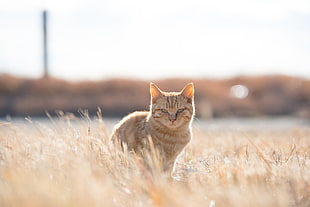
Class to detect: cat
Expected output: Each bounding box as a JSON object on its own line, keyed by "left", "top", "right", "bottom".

{"left": 110, "top": 82, "right": 195, "bottom": 175}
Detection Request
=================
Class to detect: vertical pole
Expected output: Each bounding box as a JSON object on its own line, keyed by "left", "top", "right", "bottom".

{"left": 43, "top": 10, "right": 49, "bottom": 78}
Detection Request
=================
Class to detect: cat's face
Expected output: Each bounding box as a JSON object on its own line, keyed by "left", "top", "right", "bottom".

{"left": 150, "top": 83, "right": 195, "bottom": 129}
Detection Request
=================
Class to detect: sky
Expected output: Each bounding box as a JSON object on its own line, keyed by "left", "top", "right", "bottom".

{"left": 1, "top": 0, "right": 310, "bottom": 80}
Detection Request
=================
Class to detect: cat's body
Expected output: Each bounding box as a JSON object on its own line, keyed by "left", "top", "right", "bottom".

{"left": 110, "top": 83, "right": 195, "bottom": 174}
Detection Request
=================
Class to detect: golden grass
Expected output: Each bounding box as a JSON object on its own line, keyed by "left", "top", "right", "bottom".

{"left": 0, "top": 113, "right": 309, "bottom": 207}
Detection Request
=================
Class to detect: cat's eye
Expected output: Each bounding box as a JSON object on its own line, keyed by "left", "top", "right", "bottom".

{"left": 177, "top": 108, "right": 185, "bottom": 113}
{"left": 161, "top": 109, "right": 168, "bottom": 113}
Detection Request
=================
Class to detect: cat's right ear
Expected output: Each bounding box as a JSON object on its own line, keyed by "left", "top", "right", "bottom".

{"left": 181, "top": 83, "right": 194, "bottom": 104}
{"left": 150, "top": 82, "right": 162, "bottom": 103}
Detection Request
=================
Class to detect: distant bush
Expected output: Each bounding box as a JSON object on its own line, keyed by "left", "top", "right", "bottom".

{"left": 0, "top": 74, "right": 309, "bottom": 118}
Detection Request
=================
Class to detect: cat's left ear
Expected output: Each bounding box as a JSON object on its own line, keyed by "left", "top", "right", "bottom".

{"left": 150, "top": 82, "right": 163, "bottom": 103}
{"left": 181, "top": 83, "right": 194, "bottom": 103}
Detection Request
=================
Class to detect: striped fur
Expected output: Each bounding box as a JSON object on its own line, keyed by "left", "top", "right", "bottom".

{"left": 110, "top": 83, "right": 195, "bottom": 174}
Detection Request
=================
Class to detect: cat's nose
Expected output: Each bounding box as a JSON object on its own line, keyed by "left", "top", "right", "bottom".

{"left": 169, "top": 114, "right": 177, "bottom": 123}
{"left": 170, "top": 119, "right": 176, "bottom": 123}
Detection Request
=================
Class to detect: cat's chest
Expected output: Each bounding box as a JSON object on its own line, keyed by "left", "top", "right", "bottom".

{"left": 142, "top": 123, "right": 191, "bottom": 155}
{"left": 152, "top": 133, "right": 190, "bottom": 145}
{"left": 150, "top": 132, "right": 191, "bottom": 154}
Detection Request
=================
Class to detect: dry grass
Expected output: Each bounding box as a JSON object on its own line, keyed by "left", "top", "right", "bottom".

{"left": 0, "top": 112, "right": 309, "bottom": 207}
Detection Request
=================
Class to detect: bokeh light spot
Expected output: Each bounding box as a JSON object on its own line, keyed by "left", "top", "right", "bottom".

{"left": 230, "top": 85, "right": 249, "bottom": 99}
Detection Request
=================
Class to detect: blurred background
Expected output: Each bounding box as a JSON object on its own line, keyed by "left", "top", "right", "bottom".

{"left": 1, "top": 0, "right": 310, "bottom": 119}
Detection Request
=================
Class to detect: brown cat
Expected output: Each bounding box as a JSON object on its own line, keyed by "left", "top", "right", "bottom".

{"left": 110, "top": 82, "right": 195, "bottom": 174}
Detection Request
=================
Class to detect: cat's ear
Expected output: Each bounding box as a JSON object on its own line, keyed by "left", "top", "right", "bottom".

{"left": 181, "top": 83, "right": 194, "bottom": 103}
{"left": 150, "top": 82, "right": 163, "bottom": 103}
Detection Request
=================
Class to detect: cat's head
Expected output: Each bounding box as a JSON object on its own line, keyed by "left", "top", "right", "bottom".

{"left": 149, "top": 82, "right": 195, "bottom": 129}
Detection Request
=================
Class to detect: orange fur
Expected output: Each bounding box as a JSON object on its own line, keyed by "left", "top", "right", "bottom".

{"left": 110, "top": 83, "right": 195, "bottom": 174}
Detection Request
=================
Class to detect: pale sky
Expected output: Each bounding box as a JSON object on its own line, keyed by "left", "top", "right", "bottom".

{"left": 1, "top": 0, "right": 310, "bottom": 80}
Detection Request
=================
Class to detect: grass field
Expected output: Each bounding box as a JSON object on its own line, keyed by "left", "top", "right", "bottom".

{"left": 0, "top": 113, "right": 309, "bottom": 207}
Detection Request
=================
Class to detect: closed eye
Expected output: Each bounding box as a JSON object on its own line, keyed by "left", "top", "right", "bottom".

{"left": 177, "top": 108, "right": 185, "bottom": 113}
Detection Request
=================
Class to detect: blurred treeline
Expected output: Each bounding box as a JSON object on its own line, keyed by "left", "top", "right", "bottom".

{"left": 0, "top": 74, "right": 309, "bottom": 118}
